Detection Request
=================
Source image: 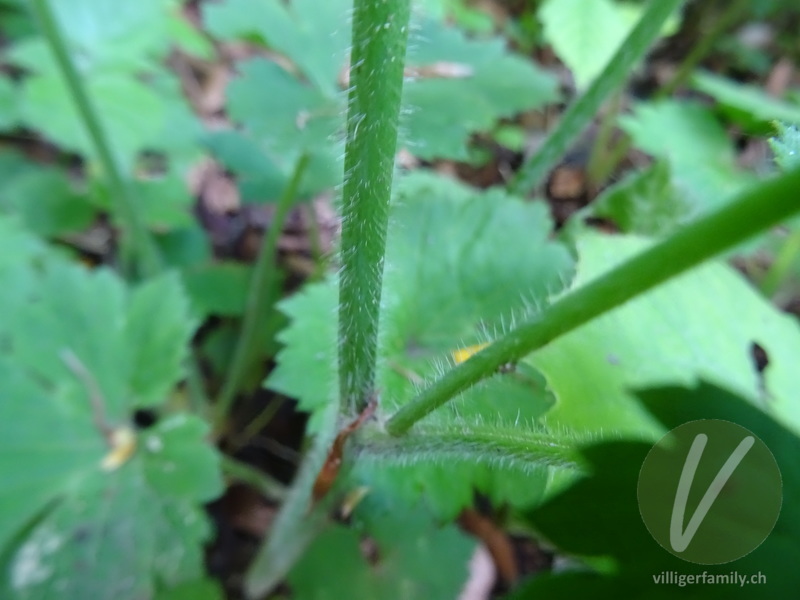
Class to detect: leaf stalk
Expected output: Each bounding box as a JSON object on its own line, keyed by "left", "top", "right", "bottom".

{"left": 338, "top": 0, "right": 412, "bottom": 415}
{"left": 387, "top": 167, "right": 800, "bottom": 434}
{"left": 214, "top": 154, "right": 310, "bottom": 432}
{"left": 29, "top": 0, "right": 162, "bottom": 278}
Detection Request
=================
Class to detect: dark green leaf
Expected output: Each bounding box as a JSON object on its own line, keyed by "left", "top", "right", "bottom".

{"left": 0, "top": 165, "right": 95, "bottom": 236}
{"left": 182, "top": 262, "right": 252, "bottom": 318}
{"left": 288, "top": 497, "right": 475, "bottom": 600}
{"left": 512, "top": 382, "right": 800, "bottom": 599}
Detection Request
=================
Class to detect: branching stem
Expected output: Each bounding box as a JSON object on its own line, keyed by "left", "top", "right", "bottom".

{"left": 387, "top": 167, "right": 800, "bottom": 434}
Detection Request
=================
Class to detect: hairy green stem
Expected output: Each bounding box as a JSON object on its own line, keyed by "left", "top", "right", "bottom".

{"left": 508, "top": 0, "right": 684, "bottom": 195}
{"left": 29, "top": 0, "right": 162, "bottom": 278}
{"left": 387, "top": 167, "right": 800, "bottom": 435}
{"left": 215, "top": 155, "right": 310, "bottom": 431}
{"left": 339, "top": 0, "right": 411, "bottom": 415}
{"left": 357, "top": 424, "right": 586, "bottom": 472}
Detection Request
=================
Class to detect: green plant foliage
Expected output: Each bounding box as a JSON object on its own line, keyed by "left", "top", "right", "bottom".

{"left": 416, "top": 0, "right": 496, "bottom": 32}
{"left": 0, "top": 150, "right": 36, "bottom": 186}
{"left": 156, "top": 224, "right": 213, "bottom": 270}
{"left": 511, "top": 382, "right": 800, "bottom": 599}
{"left": 243, "top": 398, "right": 340, "bottom": 598}
{"left": 692, "top": 70, "right": 800, "bottom": 132}
{"left": 181, "top": 262, "right": 253, "bottom": 318}
{"left": 287, "top": 497, "right": 475, "bottom": 599}
{"left": 0, "top": 218, "right": 223, "bottom": 599}
{"left": 87, "top": 172, "right": 196, "bottom": 231}
{"left": 0, "top": 0, "right": 34, "bottom": 41}
{"left": 738, "top": 125, "right": 800, "bottom": 298}
{"left": 538, "top": 0, "right": 678, "bottom": 90}
{"left": 156, "top": 578, "right": 224, "bottom": 600}
{"left": 0, "top": 154, "right": 95, "bottom": 236}
{"left": 165, "top": 14, "right": 216, "bottom": 61}
{"left": 4, "top": 0, "right": 800, "bottom": 595}
{"left": 591, "top": 161, "right": 691, "bottom": 236}
{"left": 203, "top": 0, "right": 558, "bottom": 162}
{"left": 538, "top": 0, "right": 630, "bottom": 90}
{"left": 206, "top": 60, "right": 342, "bottom": 201}
{"left": 0, "top": 78, "right": 18, "bottom": 128}
{"left": 769, "top": 123, "right": 800, "bottom": 171}
{"left": 226, "top": 61, "right": 341, "bottom": 153}
{"left": 204, "top": 0, "right": 350, "bottom": 98}
{"left": 616, "top": 0, "right": 681, "bottom": 33}
{"left": 351, "top": 419, "right": 580, "bottom": 518}
{"left": 267, "top": 171, "right": 575, "bottom": 515}
{"left": 5, "top": 0, "right": 201, "bottom": 170}
{"left": 402, "top": 18, "right": 559, "bottom": 159}
{"left": 620, "top": 100, "right": 756, "bottom": 214}
{"left": 270, "top": 171, "right": 574, "bottom": 417}
{"left": 129, "top": 175, "right": 196, "bottom": 230}
{"left": 266, "top": 279, "right": 338, "bottom": 432}
{"left": 533, "top": 230, "right": 800, "bottom": 437}
{"left": 156, "top": 579, "right": 225, "bottom": 600}
{"left": 22, "top": 72, "right": 162, "bottom": 163}
{"left": 202, "top": 131, "right": 285, "bottom": 203}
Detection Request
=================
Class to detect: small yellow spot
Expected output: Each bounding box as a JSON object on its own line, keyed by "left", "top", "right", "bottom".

{"left": 339, "top": 486, "right": 370, "bottom": 519}
{"left": 101, "top": 427, "right": 137, "bottom": 471}
{"left": 451, "top": 343, "right": 489, "bottom": 364}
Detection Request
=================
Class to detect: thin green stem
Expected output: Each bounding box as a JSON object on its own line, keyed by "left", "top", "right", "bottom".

{"left": 30, "top": 0, "right": 212, "bottom": 413}
{"left": 304, "top": 202, "right": 328, "bottom": 281}
{"left": 593, "top": 134, "right": 632, "bottom": 185}
{"left": 220, "top": 455, "right": 286, "bottom": 501}
{"left": 214, "top": 155, "right": 310, "bottom": 432}
{"left": 339, "top": 0, "right": 411, "bottom": 415}
{"left": 29, "top": 0, "right": 162, "bottom": 278}
{"left": 228, "top": 397, "right": 285, "bottom": 452}
{"left": 657, "top": 0, "right": 749, "bottom": 99}
{"left": 591, "top": 0, "right": 750, "bottom": 185}
{"left": 760, "top": 228, "right": 800, "bottom": 298}
{"left": 185, "top": 355, "right": 212, "bottom": 416}
{"left": 508, "top": 0, "right": 684, "bottom": 196}
{"left": 387, "top": 167, "right": 800, "bottom": 435}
